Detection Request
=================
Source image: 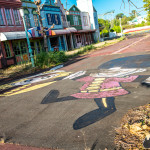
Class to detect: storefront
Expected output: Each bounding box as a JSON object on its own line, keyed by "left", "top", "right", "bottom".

{"left": 73, "top": 30, "right": 96, "bottom": 48}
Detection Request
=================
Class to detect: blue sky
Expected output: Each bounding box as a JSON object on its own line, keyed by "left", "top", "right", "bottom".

{"left": 61, "top": 0, "right": 147, "bottom": 18}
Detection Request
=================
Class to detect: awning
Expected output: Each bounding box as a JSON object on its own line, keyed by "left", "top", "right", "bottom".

{"left": 0, "top": 31, "right": 32, "bottom": 42}
{"left": 77, "top": 29, "right": 96, "bottom": 33}
{"left": 50, "top": 27, "right": 77, "bottom": 36}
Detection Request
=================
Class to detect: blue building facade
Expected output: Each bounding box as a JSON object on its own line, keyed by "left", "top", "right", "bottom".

{"left": 21, "top": 0, "right": 69, "bottom": 52}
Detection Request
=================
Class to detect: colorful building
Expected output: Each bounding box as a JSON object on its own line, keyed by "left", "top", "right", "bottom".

{"left": 67, "top": 4, "right": 97, "bottom": 48}
{"left": 0, "top": 0, "right": 100, "bottom": 69}
{"left": 77, "top": 0, "right": 100, "bottom": 42}
{"left": 0, "top": 0, "right": 25, "bottom": 68}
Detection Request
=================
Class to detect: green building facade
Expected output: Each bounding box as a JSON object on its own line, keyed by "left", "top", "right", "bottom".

{"left": 67, "top": 5, "right": 82, "bottom": 30}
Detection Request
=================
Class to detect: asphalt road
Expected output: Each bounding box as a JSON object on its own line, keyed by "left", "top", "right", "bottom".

{"left": 0, "top": 34, "right": 150, "bottom": 150}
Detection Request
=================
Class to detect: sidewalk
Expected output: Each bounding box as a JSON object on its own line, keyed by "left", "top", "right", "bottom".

{"left": 65, "top": 37, "right": 124, "bottom": 56}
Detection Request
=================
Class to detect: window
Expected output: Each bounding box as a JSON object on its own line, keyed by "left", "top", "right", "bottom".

{"left": 0, "top": 8, "right": 4, "bottom": 25}
{"left": 12, "top": 41, "right": 27, "bottom": 56}
{"left": 55, "top": 14, "right": 59, "bottom": 25}
{"left": 5, "top": 9, "right": 13, "bottom": 25}
{"left": 24, "top": 9, "right": 31, "bottom": 29}
{"left": 13, "top": 9, "right": 20, "bottom": 25}
{"left": 47, "top": 14, "right": 60, "bottom": 25}
{"left": 4, "top": 42, "right": 11, "bottom": 58}
{"left": 20, "top": 41, "right": 27, "bottom": 54}
{"left": 73, "top": 15, "right": 79, "bottom": 26}
{"left": 32, "top": 9, "right": 39, "bottom": 27}
{"left": 25, "top": 14, "right": 31, "bottom": 29}
{"left": 83, "top": 16, "right": 88, "bottom": 26}
{"left": 47, "top": 14, "right": 52, "bottom": 25}
{"left": 12, "top": 41, "right": 20, "bottom": 55}
{"left": 33, "top": 15, "right": 39, "bottom": 27}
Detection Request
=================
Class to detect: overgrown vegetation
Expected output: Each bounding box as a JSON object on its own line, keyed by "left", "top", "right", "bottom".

{"left": 115, "top": 104, "right": 150, "bottom": 149}
{"left": 35, "top": 51, "right": 68, "bottom": 68}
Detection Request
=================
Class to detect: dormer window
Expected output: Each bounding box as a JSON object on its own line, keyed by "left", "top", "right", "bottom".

{"left": 13, "top": 9, "right": 20, "bottom": 26}
{"left": 0, "top": 8, "right": 4, "bottom": 26}
{"left": 5, "top": 8, "right": 13, "bottom": 25}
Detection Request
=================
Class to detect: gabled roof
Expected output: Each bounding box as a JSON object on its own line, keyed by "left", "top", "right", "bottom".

{"left": 93, "top": 6, "right": 97, "bottom": 12}
{"left": 69, "top": 5, "right": 81, "bottom": 12}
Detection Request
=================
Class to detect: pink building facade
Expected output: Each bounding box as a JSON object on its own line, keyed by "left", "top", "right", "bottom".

{"left": 0, "top": 0, "right": 24, "bottom": 68}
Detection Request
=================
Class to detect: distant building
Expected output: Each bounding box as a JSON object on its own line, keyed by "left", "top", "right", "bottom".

{"left": 67, "top": 5, "right": 97, "bottom": 48}
{"left": 128, "top": 15, "right": 147, "bottom": 25}
{"left": 77, "top": 0, "right": 100, "bottom": 42}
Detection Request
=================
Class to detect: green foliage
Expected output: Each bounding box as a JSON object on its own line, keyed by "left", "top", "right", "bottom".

{"left": 110, "top": 28, "right": 115, "bottom": 32}
{"left": 98, "top": 19, "right": 110, "bottom": 31}
{"left": 143, "top": 0, "right": 150, "bottom": 21}
{"left": 123, "top": 22, "right": 148, "bottom": 29}
{"left": 35, "top": 51, "right": 68, "bottom": 68}
{"left": 100, "top": 28, "right": 109, "bottom": 37}
{"left": 116, "top": 13, "right": 124, "bottom": 19}
{"left": 113, "top": 25, "right": 121, "bottom": 33}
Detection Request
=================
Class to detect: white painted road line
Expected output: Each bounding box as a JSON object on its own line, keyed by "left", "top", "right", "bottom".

{"left": 112, "top": 35, "right": 150, "bottom": 54}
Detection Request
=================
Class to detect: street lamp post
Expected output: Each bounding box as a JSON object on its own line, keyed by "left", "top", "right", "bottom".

{"left": 119, "top": 18, "right": 123, "bottom": 37}
{"left": 19, "top": 9, "right": 35, "bottom": 68}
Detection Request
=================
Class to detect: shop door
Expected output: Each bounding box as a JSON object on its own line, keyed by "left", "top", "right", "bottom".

{"left": 66, "top": 35, "right": 71, "bottom": 50}
{"left": 12, "top": 41, "right": 29, "bottom": 64}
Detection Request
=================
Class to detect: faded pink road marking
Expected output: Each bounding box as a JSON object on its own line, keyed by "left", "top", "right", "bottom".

{"left": 71, "top": 89, "right": 129, "bottom": 99}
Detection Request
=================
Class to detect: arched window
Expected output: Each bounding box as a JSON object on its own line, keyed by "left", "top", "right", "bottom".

{"left": 24, "top": 8, "right": 31, "bottom": 29}
{"left": 32, "top": 8, "right": 39, "bottom": 27}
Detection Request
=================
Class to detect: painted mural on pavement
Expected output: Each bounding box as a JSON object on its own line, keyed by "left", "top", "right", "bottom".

{"left": 41, "top": 67, "right": 148, "bottom": 130}
{"left": 0, "top": 70, "right": 71, "bottom": 97}
{"left": 0, "top": 55, "right": 150, "bottom": 130}
{"left": 0, "top": 68, "right": 87, "bottom": 97}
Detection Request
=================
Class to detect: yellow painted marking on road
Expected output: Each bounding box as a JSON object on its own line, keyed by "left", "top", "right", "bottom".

{"left": 88, "top": 90, "right": 99, "bottom": 93}
{"left": 51, "top": 72, "right": 71, "bottom": 79}
{"left": 89, "top": 84, "right": 100, "bottom": 87}
{"left": 94, "top": 78, "right": 105, "bottom": 81}
{"left": 81, "top": 91, "right": 87, "bottom": 93}
{"left": 101, "top": 87, "right": 122, "bottom": 92}
{"left": 102, "top": 98, "right": 107, "bottom": 108}
{"left": 87, "top": 86, "right": 99, "bottom": 90}
{"left": 0, "top": 82, "right": 56, "bottom": 97}
{"left": 0, "top": 84, "right": 32, "bottom": 96}
{"left": 92, "top": 81, "right": 104, "bottom": 84}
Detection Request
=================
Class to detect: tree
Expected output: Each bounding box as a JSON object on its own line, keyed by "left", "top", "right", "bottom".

{"left": 143, "top": 0, "right": 150, "bottom": 22}
{"left": 116, "top": 13, "right": 124, "bottom": 19}
{"left": 34, "top": 0, "right": 55, "bottom": 52}
{"left": 98, "top": 19, "right": 111, "bottom": 31}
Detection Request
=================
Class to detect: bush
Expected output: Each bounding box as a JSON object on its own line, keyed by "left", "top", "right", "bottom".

{"left": 35, "top": 51, "right": 68, "bottom": 68}
{"left": 110, "top": 28, "right": 115, "bottom": 32}
{"left": 113, "top": 25, "right": 121, "bottom": 33}
{"left": 100, "top": 28, "right": 109, "bottom": 37}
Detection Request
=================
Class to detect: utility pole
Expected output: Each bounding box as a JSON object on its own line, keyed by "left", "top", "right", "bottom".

{"left": 19, "top": 9, "right": 35, "bottom": 68}
{"left": 119, "top": 18, "right": 123, "bottom": 37}
{"left": 66, "top": 0, "right": 67, "bottom": 10}
{"left": 34, "top": 0, "right": 55, "bottom": 52}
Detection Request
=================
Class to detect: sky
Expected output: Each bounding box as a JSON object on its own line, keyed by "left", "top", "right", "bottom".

{"left": 61, "top": 0, "right": 147, "bottom": 19}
